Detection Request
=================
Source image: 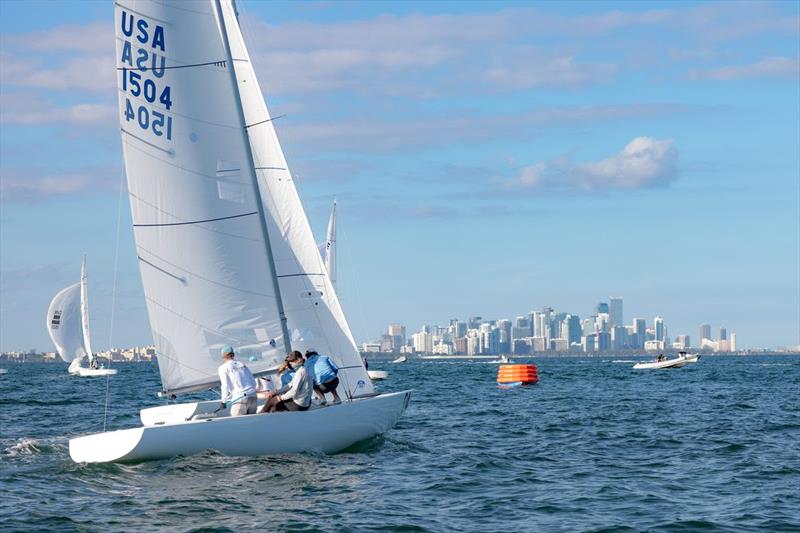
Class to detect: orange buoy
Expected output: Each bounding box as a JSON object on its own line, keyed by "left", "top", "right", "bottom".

{"left": 497, "top": 363, "right": 538, "bottom": 386}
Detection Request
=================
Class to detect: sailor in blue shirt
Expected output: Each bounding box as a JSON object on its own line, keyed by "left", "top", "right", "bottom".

{"left": 304, "top": 350, "right": 341, "bottom": 405}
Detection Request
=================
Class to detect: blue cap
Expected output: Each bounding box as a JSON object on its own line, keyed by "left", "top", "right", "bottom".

{"left": 221, "top": 345, "right": 234, "bottom": 357}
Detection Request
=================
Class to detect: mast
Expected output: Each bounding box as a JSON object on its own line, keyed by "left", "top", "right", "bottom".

{"left": 80, "top": 255, "right": 94, "bottom": 360}
{"left": 214, "top": 0, "right": 292, "bottom": 354}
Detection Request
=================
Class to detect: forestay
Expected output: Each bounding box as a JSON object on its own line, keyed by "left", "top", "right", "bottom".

{"left": 115, "top": 0, "right": 372, "bottom": 397}
{"left": 47, "top": 283, "right": 85, "bottom": 363}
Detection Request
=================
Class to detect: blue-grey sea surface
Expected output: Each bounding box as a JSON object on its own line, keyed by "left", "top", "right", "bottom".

{"left": 1, "top": 355, "right": 799, "bottom": 532}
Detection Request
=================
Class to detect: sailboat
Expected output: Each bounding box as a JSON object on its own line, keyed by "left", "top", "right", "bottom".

{"left": 46, "top": 258, "right": 117, "bottom": 377}
{"left": 68, "top": 0, "right": 409, "bottom": 463}
{"left": 318, "top": 200, "right": 337, "bottom": 291}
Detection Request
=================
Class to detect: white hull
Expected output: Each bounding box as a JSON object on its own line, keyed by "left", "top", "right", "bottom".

{"left": 633, "top": 356, "right": 688, "bottom": 370}
{"left": 683, "top": 353, "right": 700, "bottom": 363}
{"left": 392, "top": 355, "right": 407, "bottom": 364}
{"left": 69, "top": 359, "right": 117, "bottom": 377}
{"left": 367, "top": 370, "right": 388, "bottom": 380}
{"left": 74, "top": 367, "right": 118, "bottom": 377}
{"left": 69, "top": 391, "right": 410, "bottom": 463}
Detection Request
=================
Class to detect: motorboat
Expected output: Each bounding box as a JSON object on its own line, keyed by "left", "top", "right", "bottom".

{"left": 681, "top": 352, "right": 700, "bottom": 363}
{"left": 633, "top": 354, "right": 688, "bottom": 369}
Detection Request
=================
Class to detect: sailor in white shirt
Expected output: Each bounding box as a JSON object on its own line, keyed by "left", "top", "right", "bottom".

{"left": 261, "top": 351, "right": 313, "bottom": 413}
{"left": 217, "top": 345, "right": 257, "bottom": 416}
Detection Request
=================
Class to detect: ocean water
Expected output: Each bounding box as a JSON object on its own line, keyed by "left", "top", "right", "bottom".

{"left": 1, "top": 355, "right": 799, "bottom": 532}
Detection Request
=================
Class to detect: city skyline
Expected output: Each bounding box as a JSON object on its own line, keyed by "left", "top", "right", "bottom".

{"left": 1, "top": 1, "right": 799, "bottom": 352}
{"left": 363, "top": 296, "right": 755, "bottom": 355}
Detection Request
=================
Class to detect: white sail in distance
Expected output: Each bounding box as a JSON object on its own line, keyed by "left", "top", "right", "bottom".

{"left": 317, "top": 201, "right": 337, "bottom": 291}
{"left": 47, "top": 283, "right": 84, "bottom": 363}
{"left": 115, "top": 0, "right": 372, "bottom": 397}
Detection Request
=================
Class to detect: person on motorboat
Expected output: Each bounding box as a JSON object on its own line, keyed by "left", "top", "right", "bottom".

{"left": 90, "top": 359, "right": 98, "bottom": 370}
{"left": 657, "top": 354, "right": 665, "bottom": 362}
{"left": 217, "top": 345, "right": 257, "bottom": 416}
{"left": 260, "top": 351, "right": 313, "bottom": 413}
{"left": 305, "top": 350, "right": 341, "bottom": 405}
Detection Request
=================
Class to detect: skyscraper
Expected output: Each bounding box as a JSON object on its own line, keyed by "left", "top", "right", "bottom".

{"left": 564, "top": 314, "right": 582, "bottom": 345}
{"left": 596, "top": 302, "right": 609, "bottom": 315}
{"left": 497, "top": 319, "right": 511, "bottom": 354}
{"left": 633, "top": 318, "right": 647, "bottom": 349}
{"left": 609, "top": 297, "right": 623, "bottom": 328}
{"left": 699, "top": 324, "right": 711, "bottom": 342}
{"left": 388, "top": 324, "right": 406, "bottom": 352}
{"left": 654, "top": 316, "right": 665, "bottom": 342}
{"left": 718, "top": 327, "right": 727, "bottom": 341}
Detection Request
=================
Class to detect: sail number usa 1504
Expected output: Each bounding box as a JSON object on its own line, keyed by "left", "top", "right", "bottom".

{"left": 119, "top": 10, "right": 173, "bottom": 141}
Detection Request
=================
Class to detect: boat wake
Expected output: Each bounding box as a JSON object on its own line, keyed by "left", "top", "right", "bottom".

{"left": 611, "top": 360, "right": 638, "bottom": 363}
{"left": 3, "top": 437, "right": 66, "bottom": 458}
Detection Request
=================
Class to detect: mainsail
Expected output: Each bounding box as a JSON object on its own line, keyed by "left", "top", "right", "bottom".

{"left": 47, "top": 282, "right": 86, "bottom": 363}
{"left": 115, "top": 0, "right": 372, "bottom": 397}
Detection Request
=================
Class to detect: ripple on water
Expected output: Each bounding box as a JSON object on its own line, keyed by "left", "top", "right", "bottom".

{"left": 1, "top": 357, "right": 799, "bottom": 531}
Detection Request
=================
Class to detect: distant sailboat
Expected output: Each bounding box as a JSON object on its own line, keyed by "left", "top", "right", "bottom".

{"left": 69, "top": 0, "right": 409, "bottom": 463}
{"left": 318, "top": 200, "right": 337, "bottom": 291}
{"left": 46, "top": 258, "right": 117, "bottom": 377}
{"left": 320, "top": 201, "right": 390, "bottom": 382}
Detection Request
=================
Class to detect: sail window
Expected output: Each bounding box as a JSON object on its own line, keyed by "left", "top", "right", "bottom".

{"left": 216, "top": 159, "right": 245, "bottom": 203}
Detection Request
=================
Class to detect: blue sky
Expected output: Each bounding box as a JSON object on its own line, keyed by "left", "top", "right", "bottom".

{"left": 1, "top": 0, "right": 798, "bottom": 351}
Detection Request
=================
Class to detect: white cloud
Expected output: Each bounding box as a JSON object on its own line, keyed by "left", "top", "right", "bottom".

{"left": 0, "top": 93, "right": 116, "bottom": 126}
{"left": 686, "top": 56, "right": 800, "bottom": 81}
{"left": 508, "top": 137, "right": 678, "bottom": 190}
{"left": 3, "top": 21, "right": 111, "bottom": 52}
{"left": 0, "top": 166, "right": 118, "bottom": 203}
{"left": 281, "top": 104, "right": 687, "bottom": 153}
{"left": 0, "top": 51, "right": 114, "bottom": 92}
{"left": 484, "top": 54, "right": 617, "bottom": 90}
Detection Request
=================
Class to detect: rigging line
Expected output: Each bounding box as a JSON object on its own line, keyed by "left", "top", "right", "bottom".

{"left": 245, "top": 114, "right": 286, "bottom": 129}
{"left": 127, "top": 191, "right": 261, "bottom": 243}
{"left": 103, "top": 168, "right": 125, "bottom": 433}
{"left": 133, "top": 211, "right": 257, "bottom": 227}
{"left": 116, "top": 60, "right": 227, "bottom": 71}
{"left": 276, "top": 273, "right": 326, "bottom": 278}
{"left": 136, "top": 245, "right": 276, "bottom": 298}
